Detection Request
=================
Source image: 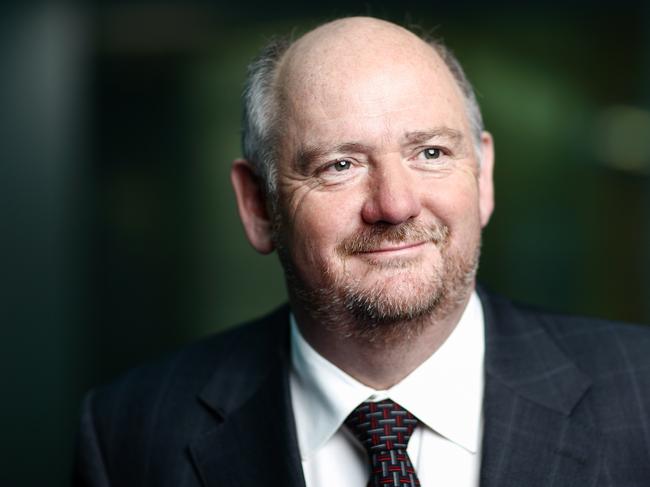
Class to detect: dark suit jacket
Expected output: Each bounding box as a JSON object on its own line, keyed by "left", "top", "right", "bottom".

{"left": 74, "top": 289, "right": 650, "bottom": 486}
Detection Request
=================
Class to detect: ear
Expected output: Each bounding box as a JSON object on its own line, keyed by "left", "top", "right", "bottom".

{"left": 230, "top": 159, "right": 274, "bottom": 254}
{"left": 478, "top": 131, "right": 495, "bottom": 228}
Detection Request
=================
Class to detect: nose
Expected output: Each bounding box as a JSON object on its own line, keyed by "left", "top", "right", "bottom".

{"left": 361, "top": 161, "right": 422, "bottom": 225}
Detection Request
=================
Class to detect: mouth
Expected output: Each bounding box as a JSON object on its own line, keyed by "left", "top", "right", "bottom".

{"left": 358, "top": 241, "right": 428, "bottom": 255}
{"left": 337, "top": 221, "right": 449, "bottom": 259}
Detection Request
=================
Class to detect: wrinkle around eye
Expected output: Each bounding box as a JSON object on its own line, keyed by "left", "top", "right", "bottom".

{"left": 410, "top": 156, "right": 456, "bottom": 176}
{"left": 278, "top": 167, "right": 350, "bottom": 199}
{"left": 280, "top": 171, "right": 322, "bottom": 191}
{"left": 276, "top": 176, "right": 321, "bottom": 218}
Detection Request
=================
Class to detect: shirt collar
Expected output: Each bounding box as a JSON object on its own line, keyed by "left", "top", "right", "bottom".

{"left": 290, "top": 291, "right": 485, "bottom": 460}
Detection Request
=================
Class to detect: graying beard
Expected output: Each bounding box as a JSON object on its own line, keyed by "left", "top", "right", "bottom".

{"left": 273, "top": 214, "right": 480, "bottom": 344}
{"left": 339, "top": 244, "right": 479, "bottom": 342}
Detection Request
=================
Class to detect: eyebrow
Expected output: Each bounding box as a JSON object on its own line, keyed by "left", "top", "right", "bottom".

{"left": 402, "top": 127, "right": 464, "bottom": 145}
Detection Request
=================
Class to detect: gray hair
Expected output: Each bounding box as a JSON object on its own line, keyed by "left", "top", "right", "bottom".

{"left": 241, "top": 37, "right": 291, "bottom": 195}
{"left": 431, "top": 42, "right": 485, "bottom": 153}
{"left": 241, "top": 27, "right": 484, "bottom": 195}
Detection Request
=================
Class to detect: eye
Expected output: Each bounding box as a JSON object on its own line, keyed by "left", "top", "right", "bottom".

{"left": 422, "top": 147, "right": 441, "bottom": 160}
{"left": 332, "top": 159, "right": 352, "bottom": 171}
{"left": 316, "top": 158, "right": 360, "bottom": 182}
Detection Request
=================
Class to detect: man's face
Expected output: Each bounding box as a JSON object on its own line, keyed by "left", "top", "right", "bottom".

{"left": 248, "top": 25, "right": 494, "bottom": 337}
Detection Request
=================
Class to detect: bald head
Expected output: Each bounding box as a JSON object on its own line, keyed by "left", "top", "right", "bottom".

{"left": 281, "top": 17, "right": 431, "bottom": 78}
{"left": 241, "top": 16, "right": 484, "bottom": 192}
{"left": 279, "top": 18, "right": 457, "bottom": 115}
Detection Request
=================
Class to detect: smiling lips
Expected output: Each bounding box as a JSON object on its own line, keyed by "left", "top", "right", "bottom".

{"left": 337, "top": 220, "right": 449, "bottom": 257}
{"left": 359, "top": 241, "right": 428, "bottom": 254}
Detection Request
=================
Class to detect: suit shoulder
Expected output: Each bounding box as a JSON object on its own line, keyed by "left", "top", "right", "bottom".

{"left": 481, "top": 287, "right": 650, "bottom": 372}
{"left": 86, "top": 304, "right": 290, "bottom": 422}
{"left": 543, "top": 312, "right": 650, "bottom": 372}
{"left": 505, "top": 296, "right": 650, "bottom": 372}
{"left": 76, "top": 305, "right": 290, "bottom": 482}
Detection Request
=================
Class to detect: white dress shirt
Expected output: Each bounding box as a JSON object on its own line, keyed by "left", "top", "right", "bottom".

{"left": 289, "top": 291, "right": 485, "bottom": 487}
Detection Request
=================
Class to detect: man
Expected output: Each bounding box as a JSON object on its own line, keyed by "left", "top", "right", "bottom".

{"left": 75, "top": 17, "right": 650, "bottom": 487}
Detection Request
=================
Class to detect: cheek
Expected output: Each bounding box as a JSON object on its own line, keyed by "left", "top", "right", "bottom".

{"left": 422, "top": 176, "right": 481, "bottom": 244}
{"left": 285, "top": 192, "right": 361, "bottom": 270}
{"left": 425, "top": 175, "right": 479, "bottom": 218}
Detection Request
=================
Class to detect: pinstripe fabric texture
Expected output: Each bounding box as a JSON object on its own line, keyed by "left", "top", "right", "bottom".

{"left": 345, "top": 400, "right": 421, "bottom": 487}
{"left": 478, "top": 289, "right": 650, "bottom": 487}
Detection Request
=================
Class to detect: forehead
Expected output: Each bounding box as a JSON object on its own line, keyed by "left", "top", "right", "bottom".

{"left": 276, "top": 24, "right": 469, "bottom": 150}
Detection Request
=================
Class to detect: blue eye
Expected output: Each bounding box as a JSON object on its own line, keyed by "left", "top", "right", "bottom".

{"left": 333, "top": 160, "right": 352, "bottom": 171}
{"left": 423, "top": 148, "right": 441, "bottom": 159}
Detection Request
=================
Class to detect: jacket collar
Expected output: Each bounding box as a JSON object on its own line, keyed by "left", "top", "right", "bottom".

{"left": 479, "top": 286, "right": 592, "bottom": 415}
{"left": 189, "top": 305, "right": 306, "bottom": 487}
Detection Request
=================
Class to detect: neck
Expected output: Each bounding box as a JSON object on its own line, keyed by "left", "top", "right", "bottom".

{"left": 292, "top": 291, "right": 472, "bottom": 390}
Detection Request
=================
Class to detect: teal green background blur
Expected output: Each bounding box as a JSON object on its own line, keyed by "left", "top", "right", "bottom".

{"left": 2, "top": 2, "right": 650, "bottom": 486}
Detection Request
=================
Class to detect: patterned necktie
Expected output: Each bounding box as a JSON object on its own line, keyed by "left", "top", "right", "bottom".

{"left": 345, "top": 399, "right": 421, "bottom": 487}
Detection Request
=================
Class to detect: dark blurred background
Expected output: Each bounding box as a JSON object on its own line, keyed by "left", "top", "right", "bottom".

{"left": 2, "top": 1, "right": 649, "bottom": 485}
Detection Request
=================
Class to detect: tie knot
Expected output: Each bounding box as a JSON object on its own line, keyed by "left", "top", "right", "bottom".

{"left": 345, "top": 399, "right": 419, "bottom": 452}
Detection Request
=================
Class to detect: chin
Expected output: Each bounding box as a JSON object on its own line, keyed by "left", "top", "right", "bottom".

{"left": 330, "top": 245, "right": 479, "bottom": 342}
{"left": 344, "top": 272, "right": 444, "bottom": 322}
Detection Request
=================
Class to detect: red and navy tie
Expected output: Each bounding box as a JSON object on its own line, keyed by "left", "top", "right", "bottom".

{"left": 345, "top": 399, "right": 421, "bottom": 487}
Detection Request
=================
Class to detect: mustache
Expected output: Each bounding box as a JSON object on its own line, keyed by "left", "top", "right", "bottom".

{"left": 337, "top": 220, "right": 449, "bottom": 255}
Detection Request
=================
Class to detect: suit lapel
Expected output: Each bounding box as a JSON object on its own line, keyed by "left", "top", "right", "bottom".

{"left": 478, "top": 288, "right": 602, "bottom": 487}
{"left": 189, "top": 309, "right": 306, "bottom": 487}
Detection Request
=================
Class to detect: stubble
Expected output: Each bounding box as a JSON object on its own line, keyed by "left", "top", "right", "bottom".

{"left": 273, "top": 214, "right": 480, "bottom": 344}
